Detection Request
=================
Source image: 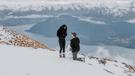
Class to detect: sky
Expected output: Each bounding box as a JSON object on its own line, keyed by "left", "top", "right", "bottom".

{"left": 0, "top": 0, "right": 134, "bottom": 6}
{"left": 0, "top": 0, "right": 134, "bottom": 3}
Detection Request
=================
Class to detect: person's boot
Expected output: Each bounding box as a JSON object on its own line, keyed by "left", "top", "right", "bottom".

{"left": 63, "top": 53, "right": 65, "bottom": 58}
{"left": 59, "top": 53, "right": 62, "bottom": 58}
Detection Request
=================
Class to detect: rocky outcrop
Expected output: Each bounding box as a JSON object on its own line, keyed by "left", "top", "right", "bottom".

{"left": 122, "top": 62, "right": 135, "bottom": 73}
{"left": 0, "top": 27, "right": 53, "bottom": 50}
{"left": 87, "top": 56, "right": 135, "bottom": 74}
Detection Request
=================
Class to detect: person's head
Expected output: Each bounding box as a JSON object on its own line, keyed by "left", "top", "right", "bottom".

{"left": 61, "top": 24, "right": 67, "bottom": 30}
{"left": 71, "top": 32, "right": 77, "bottom": 38}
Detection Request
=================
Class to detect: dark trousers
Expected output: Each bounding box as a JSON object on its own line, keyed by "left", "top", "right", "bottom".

{"left": 59, "top": 39, "right": 66, "bottom": 54}
{"left": 72, "top": 52, "right": 78, "bottom": 60}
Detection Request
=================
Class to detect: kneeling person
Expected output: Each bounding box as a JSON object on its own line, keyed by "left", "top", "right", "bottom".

{"left": 70, "top": 32, "right": 80, "bottom": 60}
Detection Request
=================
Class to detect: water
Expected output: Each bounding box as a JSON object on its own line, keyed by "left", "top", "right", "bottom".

{"left": 8, "top": 25, "right": 135, "bottom": 65}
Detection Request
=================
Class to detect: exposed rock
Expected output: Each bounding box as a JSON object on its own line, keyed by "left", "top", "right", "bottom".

{"left": 88, "top": 56, "right": 135, "bottom": 74}
{"left": 0, "top": 27, "right": 53, "bottom": 50}
{"left": 122, "top": 62, "right": 135, "bottom": 73}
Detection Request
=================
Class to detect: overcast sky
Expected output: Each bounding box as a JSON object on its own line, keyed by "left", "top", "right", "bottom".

{"left": 0, "top": 0, "right": 135, "bottom": 2}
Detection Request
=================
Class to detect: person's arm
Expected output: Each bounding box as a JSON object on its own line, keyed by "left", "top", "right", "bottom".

{"left": 70, "top": 40, "right": 74, "bottom": 49}
{"left": 65, "top": 31, "right": 67, "bottom": 37}
{"left": 63, "top": 30, "right": 67, "bottom": 37}
{"left": 70, "top": 40, "right": 72, "bottom": 47}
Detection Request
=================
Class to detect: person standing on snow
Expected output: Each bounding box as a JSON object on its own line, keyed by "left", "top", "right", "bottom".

{"left": 70, "top": 32, "right": 80, "bottom": 60}
{"left": 57, "top": 24, "right": 67, "bottom": 58}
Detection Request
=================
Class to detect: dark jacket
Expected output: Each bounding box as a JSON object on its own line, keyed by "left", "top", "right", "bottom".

{"left": 57, "top": 26, "right": 67, "bottom": 39}
{"left": 70, "top": 37, "right": 80, "bottom": 52}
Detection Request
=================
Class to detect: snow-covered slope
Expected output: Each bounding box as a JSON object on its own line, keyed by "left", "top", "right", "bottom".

{"left": 0, "top": 26, "right": 135, "bottom": 76}
{"left": 0, "top": 44, "right": 135, "bottom": 76}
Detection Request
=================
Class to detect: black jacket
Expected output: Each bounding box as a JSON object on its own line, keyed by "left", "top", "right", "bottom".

{"left": 57, "top": 27, "right": 67, "bottom": 39}
{"left": 70, "top": 37, "right": 80, "bottom": 52}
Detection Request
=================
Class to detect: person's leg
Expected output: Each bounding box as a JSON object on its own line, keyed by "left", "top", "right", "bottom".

{"left": 72, "top": 52, "right": 77, "bottom": 60}
{"left": 62, "top": 39, "right": 66, "bottom": 53}
{"left": 75, "top": 52, "right": 78, "bottom": 60}
{"left": 59, "top": 39, "right": 63, "bottom": 57}
{"left": 62, "top": 39, "right": 66, "bottom": 57}
{"left": 72, "top": 52, "right": 75, "bottom": 60}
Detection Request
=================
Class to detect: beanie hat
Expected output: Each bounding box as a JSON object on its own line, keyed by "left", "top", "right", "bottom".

{"left": 72, "top": 32, "right": 77, "bottom": 37}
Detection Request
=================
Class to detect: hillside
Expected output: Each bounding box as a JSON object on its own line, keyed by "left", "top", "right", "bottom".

{"left": 0, "top": 26, "right": 51, "bottom": 50}
{"left": 0, "top": 44, "right": 135, "bottom": 76}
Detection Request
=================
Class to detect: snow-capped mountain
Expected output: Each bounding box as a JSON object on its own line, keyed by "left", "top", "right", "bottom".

{"left": 0, "top": 0, "right": 135, "bottom": 26}
{"left": 0, "top": 0, "right": 135, "bottom": 12}
{"left": 0, "top": 0, "right": 135, "bottom": 27}
{"left": 0, "top": 0, "right": 135, "bottom": 17}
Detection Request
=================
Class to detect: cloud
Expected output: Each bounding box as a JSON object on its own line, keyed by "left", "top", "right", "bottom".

{"left": 0, "top": 0, "right": 134, "bottom": 8}
{"left": 0, "top": 0, "right": 134, "bottom": 16}
{"left": 5, "top": 15, "right": 53, "bottom": 19}
{"left": 78, "top": 17, "right": 106, "bottom": 24}
{"left": 96, "top": 46, "right": 111, "bottom": 57}
{"left": 126, "top": 19, "right": 135, "bottom": 23}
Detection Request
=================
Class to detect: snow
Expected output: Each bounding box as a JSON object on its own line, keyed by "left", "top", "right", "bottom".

{"left": 0, "top": 44, "right": 134, "bottom": 76}
{"left": 0, "top": 26, "right": 14, "bottom": 43}
{"left": 0, "top": 44, "right": 102, "bottom": 76}
{"left": 6, "top": 15, "right": 54, "bottom": 19}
